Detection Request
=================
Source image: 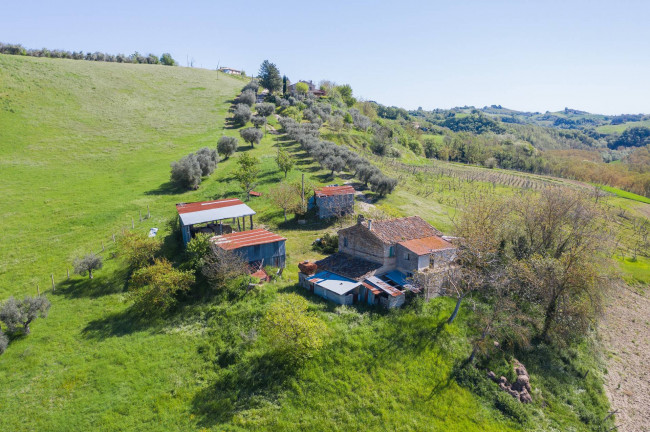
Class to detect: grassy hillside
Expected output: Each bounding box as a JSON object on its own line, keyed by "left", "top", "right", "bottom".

{"left": 0, "top": 54, "right": 635, "bottom": 431}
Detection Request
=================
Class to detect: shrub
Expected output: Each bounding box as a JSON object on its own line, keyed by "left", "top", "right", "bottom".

{"left": 201, "top": 246, "right": 249, "bottom": 286}
{"left": 262, "top": 293, "right": 328, "bottom": 364}
{"left": 129, "top": 259, "right": 194, "bottom": 316}
{"left": 118, "top": 231, "right": 161, "bottom": 270}
{"left": 239, "top": 127, "right": 263, "bottom": 148}
{"left": 0, "top": 296, "right": 51, "bottom": 334}
{"left": 242, "top": 80, "right": 259, "bottom": 93}
{"left": 171, "top": 153, "right": 202, "bottom": 189}
{"left": 160, "top": 53, "right": 176, "bottom": 66}
{"left": 186, "top": 233, "right": 213, "bottom": 270}
{"left": 313, "top": 233, "right": 338, "bottom": 254}
{"left": 73, "top": 253, "right": 103, "bottom": 279}
{"left": 0, "top": 329, "right": 7, "bottom": 355}
{"left": 369, "top": 174, "right": 398, "bottom": 196}
{"left": 238, "top": 89, "right": 256, "bottom": 106}
{"left": 217, "top": 136, "right": 238, "bottom": 159}
{"left": 195, "top": 147, "right": 218, "bottom": 176}
{"left": 233, "top": 103, "right": 252, "bottom": 126}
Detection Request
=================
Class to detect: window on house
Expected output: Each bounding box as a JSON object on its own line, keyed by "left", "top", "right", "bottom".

{"left": 343, "top": 237, "right": 348, "bottom": 247}
{"left": 404, "top": 253, "right": 410, "bottom": 261}
{"left": 389, "top": 246, "right": 395, "bottom": 257}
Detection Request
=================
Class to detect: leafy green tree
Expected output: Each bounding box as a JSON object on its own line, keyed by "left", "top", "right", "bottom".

{"left": 262, "top": 293, "right": 328, "bottom": 363}
{"left": 275, "top": 148, "right": 295, "bottom": 178}
{"left": 335, "top": 84, "right": 356, "bottom": 107}
{"left": 73, "top": 253, "right": 103, "bottom": 279}
{"left": 201, "top": 246, "right": 248, "bottom": 287}
{"left": 186, "top": 233, "right": 213, "bottom": 270}
{"left": 118, "top": 232, "right": 161, "bottom": 270}
{"left": 258, "top": 60, "right": 282, "bottom": 94}
{"left": 0, "top": 296, "right": 51, "bottom": 334}
{"left": 295, "top": 82, "right": 309, "bottom": 95}
{"left": 217, "top": 136, "right": 238, "bottom": 159}
{"left": 269, "top": 182, "right": 300, "bottom": 222}
{"left": 238, "top": 89, "right": 256, "bottom": 106}
{"left": 240, "top": 127, "right": 263, "bottom": 148}
{"left": 234, "top": 152, "right": 260, "bottom": 200}
{"left": 159, "top": 53, "right": 176, "bottom": 66}
{"left": 129, "top": 259, "right": 194, "bottom": 316}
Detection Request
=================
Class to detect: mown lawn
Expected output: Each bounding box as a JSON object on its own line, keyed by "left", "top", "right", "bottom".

{"left": 0, "top": 54, "right": 621, "bottom": 431}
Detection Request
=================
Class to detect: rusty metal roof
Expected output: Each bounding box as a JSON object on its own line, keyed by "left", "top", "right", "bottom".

{"left": 176, "top": 199, "right": 256, "bottom": 226}
{"left": 398, "top": 235, "right": 455, "bottom": 255}
{"left": 211, "top": 229, "right": 286, "bottom": 251}
{"left": 314, "top": 185, "right": 355, "bottom": 197}
{"left": 364, "top": 276, "right": 403, "bottom": 297}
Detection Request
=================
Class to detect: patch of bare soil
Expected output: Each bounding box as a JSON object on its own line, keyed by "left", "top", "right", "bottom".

{"left": 601, "top": 283, "right": 650, "bottom": 432}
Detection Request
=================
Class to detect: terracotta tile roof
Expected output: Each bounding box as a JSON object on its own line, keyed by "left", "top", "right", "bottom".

{"left": 315, "top": 252, "right": 382, "bottom": 281}
{"left": 314, "top": 185, "right": 355, "bottom": 197}
{"left": 176, "top": 198, "right": 245, "bottom": 214}
{"left": 398, "top": 236, "right": 455, "bottom": 255}
{"left": 211, "top": 229, "right": 286, "bottom": 251}
{"left": 357, "top": 216, "right": 441, "bottom": 245}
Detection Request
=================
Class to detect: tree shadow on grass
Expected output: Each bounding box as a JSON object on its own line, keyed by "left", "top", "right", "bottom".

{"left": 55, "top": 266, "right": 129, "bottom": 299}
{"left": 82, "top": 306, "right": 155, "bottom": 339}
{"left": 191, "top": 352, "right": 299, "bottom": 427}
{"left": 145, "top": 181, "right": 186, "bottom": 196}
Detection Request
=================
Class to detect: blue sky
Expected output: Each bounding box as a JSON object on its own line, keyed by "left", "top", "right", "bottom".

{"left": 2, "top": 0, "right": 649, "bottom": 114}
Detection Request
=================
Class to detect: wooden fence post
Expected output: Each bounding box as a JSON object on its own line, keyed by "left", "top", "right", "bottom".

{"left": 67, "top": 268, "right": 70, "bottom": 280}
{"left": 139, "top": 210, "right": 142, "bottom": 222}
{"left": 112, "top": 233, "right": 116, "bottom": 243}
{"left": 131, "top": 217, "right": 134, "bottom": 229}
{"left": 102, "top": 241, "right": 104, "bottom": 251}
{"left": 37, "top": 284, "right": 40, "bottom": 296}
{"left": 51, "top": 274, "right": 55, "bottom": 292}
{"left": 147, "top": 205, "right": 150, "bottom": 219}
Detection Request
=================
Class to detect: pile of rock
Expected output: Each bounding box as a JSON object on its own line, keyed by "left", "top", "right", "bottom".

{"left": 298, "top": 261, "right": 318, "bottom": 276}
{"left": 487, "top": 360, "right": 532, "bottom": 403}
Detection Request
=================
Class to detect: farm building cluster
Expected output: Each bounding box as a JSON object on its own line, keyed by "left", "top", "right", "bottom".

{"left": 177, "top": 186, "right": 456, "bottom": 308}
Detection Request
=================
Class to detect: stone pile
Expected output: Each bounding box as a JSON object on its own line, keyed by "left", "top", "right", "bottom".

{"left": 487, "top": 360, "right": 532, "bottom": 403}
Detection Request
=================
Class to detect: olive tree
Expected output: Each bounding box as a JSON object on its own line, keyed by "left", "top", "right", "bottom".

{"left": 195, "top": 147, "right": 218, "bottom": 176}
{"left": 239, "top": 127, "right": 263, "bottom": 148}
{"left": 233, "top": 103, "right": 252, "bottom": 126}
{"left": 217, "top": 136, "right": 238, "bottom": 159}
{"left": 237, "top": 89, "right": 256, "bottom": 106}
{"left": 0, "top": 296, "right": 51, "bottom": 334}
{"left": 322, "top": 155, "right": 346, "bottom": 177}
{"left": 251, "top": 115, "right": 266, "bottom": 129}
{"left": 369, "top": 174, "right": 398, "bottom": 196}
{"left": 171, "top": 153, "right": 202, "bottom": 189}
{"left": 73, "top": 253, "right": 103, "bottom": 279}
{"left": 0, "top": 329, "right": 7, "bottom": 354}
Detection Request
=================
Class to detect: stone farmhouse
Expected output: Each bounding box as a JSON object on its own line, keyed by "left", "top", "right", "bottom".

{"left": 308, "top": 185, "right": 355, "bottom": 219}
{"left": 299, "top": 216, "right": 457, "bottom": 308}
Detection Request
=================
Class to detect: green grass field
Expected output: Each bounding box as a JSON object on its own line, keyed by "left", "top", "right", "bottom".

{"left": 595, "top": 119, "right": 650, "bottom": 134}
{"left": 599, "top": 185, "right": 650, "bottom": 204}
{"left": 0, "top": 54, "right": 623, "bottom": 431}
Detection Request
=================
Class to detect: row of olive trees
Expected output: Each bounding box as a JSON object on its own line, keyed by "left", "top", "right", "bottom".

{"left": 0, "top": 42, "right": 176, "bottom": 65}
{"left": 170, "top": 147, "right": 219, "bottom": 190}
{"left": 279, "top": 117, "right": 398, "bottom": 196}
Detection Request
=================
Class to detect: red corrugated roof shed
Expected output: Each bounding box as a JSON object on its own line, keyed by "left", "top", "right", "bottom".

{"left": 398, "top": 236, "right": 455, "bottom": 255}
{"left": 211, "top": 229, "right": 286, "bottom": 251}
{"left": 176, "top": 198, "right": 245, "bottom": 214}
{"left": 315, "top": 185, "right": 355, "bottom": 197}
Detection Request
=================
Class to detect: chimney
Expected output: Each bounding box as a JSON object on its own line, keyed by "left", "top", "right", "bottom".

{"left": 357, "top": 214, "right": 365, "bottom": 225}
{"left": 367, "top": 219, "right": 372, "bottom": 231}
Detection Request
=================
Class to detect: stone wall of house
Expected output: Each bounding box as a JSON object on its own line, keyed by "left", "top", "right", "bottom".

{"left": 316, "top": 194, "right": 354, "bottom": 219}
{"left": 339, "top": 225, "right": 386, "bottom": 265}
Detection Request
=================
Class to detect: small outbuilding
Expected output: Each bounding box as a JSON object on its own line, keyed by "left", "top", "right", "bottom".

{"left": 301, "top": 270, "right": 361, "bottom": 305}
{"left": 309, "top": 185, "right": 355, "bottom": 219}
{"left": 177, "top": 198, "right": 256, "bottom": 247}
{"left": 211, "top": 228, "right": 287, "bottom": 268}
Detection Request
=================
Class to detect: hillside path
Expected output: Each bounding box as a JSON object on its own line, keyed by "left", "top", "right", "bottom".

{"left": 601, "top": 284, "right": 650, "bottom": 432}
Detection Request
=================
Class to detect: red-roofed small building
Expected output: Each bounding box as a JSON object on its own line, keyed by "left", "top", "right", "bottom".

{"left": 211, "top": 229, "right": 287, "bottom": 268}
{"left": 176, "top": 198, "right": 256, "bottom": 246}
{"left": 309, "top": 185, "right": 355, "bottom": 219}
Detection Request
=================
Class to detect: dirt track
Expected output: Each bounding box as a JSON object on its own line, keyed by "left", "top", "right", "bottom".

{"left": 601, "top": 284, "right": 650, "bottom": 432}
